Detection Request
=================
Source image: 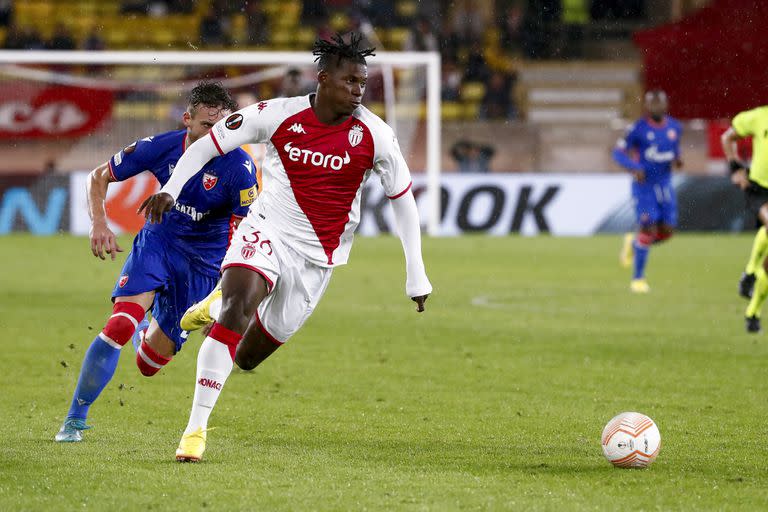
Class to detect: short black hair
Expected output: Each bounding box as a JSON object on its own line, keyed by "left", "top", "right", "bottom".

{"left": 187, "top": 80, "right": 237, "bottom": 115}
{"left": 313, "top": 33, "right": 376, "bottom": 72}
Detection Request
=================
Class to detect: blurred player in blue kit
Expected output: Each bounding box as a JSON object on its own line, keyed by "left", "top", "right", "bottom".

{"left": 54, "top": 82, "right": 257, "bottom": 442}
{"left": 613, "top": 90, "right": 683, "bottom": 293}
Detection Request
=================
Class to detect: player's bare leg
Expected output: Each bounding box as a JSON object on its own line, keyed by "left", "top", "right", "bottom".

{"left": 235, "top": 323, "right": 280, "bottom": 371}
{"left": 56, "top": 292, "right": 153, "bottom": 442}
{"left": 135, "top": 319, "right": 176, "bottom": 376}
{"left": 176, "top": 267, "right": 269, "bottom": 461}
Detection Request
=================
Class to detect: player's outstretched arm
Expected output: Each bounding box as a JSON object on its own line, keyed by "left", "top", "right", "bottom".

{"left": 137, "top": 134, "right": 221, "bottom": 223}
{"left": 390, "top": 189, "right": 432, "bottom": 312}
{"left": 87, "top": 162, "right": 123, "bottom": 260}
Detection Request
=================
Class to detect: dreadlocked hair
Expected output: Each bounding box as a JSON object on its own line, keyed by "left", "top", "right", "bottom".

{"left": 313, "top": 33, "right": 376, "bottom": 71}
{"left": 187, "top": 80, "right": 237, "bottom": 115}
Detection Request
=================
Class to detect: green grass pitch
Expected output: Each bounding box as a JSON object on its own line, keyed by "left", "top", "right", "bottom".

{"left": 1, "top": 233, "right": 767, "bottom": 510}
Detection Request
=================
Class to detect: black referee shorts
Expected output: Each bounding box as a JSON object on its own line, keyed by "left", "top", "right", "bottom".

{"left": 745, "top": 181, "right": 768, "bottom": 222}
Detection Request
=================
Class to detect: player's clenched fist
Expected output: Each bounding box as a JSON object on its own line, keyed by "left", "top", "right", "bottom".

{"left": 138, "top": 192, "right": 175, "bottom": 224}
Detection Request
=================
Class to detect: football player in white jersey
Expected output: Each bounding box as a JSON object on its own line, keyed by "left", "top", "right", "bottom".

{"left": 139, "top": 33, "right": 432, "bottom": 462}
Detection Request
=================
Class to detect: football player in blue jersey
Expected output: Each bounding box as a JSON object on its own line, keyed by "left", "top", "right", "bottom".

{"left": 613, "top": 90, "right": 683, "bottom": 293}
{"left": 55, "top": 82, "right": 257, "bottom": 442}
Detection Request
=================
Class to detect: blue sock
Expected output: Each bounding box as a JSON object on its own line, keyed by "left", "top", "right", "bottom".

{"left": 66, "top": 336, "right": 121, "bottom": 421}
{"left": 633, "top": 241, "right": 650, "bottom": 279}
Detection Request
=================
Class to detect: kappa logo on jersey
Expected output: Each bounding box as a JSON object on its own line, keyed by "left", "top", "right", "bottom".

{"left": 241, "top": 243, "right": 256, "bottom": 259}
{"left": 283, "top": 142, "right": 351, "bottom": 171}
{"left": 202, "top": 173, "right": 218, "bottom": 191}
{"left": 288, "top": 123, "right": 306, "bottom": 134}
{"left": 225, "top": 113, "right": 243, "bottom": 130}
{"left": 348, "top": 124, "right": 363, "bottom": 147}
{"left": 118, "top": 275, "right": 129, "bottom": 288}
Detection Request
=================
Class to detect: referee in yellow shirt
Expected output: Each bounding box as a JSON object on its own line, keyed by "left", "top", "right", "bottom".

{"left": 722, "top": 105, "right": 768, "bottom": 332}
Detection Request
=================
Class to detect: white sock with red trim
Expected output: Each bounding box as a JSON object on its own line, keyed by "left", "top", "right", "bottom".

{"left": 183, "top": 323, "right": 241, "bottom": 435}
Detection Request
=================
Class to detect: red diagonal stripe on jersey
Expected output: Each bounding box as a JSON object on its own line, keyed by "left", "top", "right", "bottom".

{"left": 272, "top": 108, "right": 374, "bottom": 265}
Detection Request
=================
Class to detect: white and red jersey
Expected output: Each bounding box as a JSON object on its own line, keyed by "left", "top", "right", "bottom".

{"left": 209, "top": 95, "right": 413, "bottom": 268}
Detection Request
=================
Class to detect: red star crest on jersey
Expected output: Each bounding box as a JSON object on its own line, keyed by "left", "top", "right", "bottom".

{"left": 118, "top": 275, "right": 129, "bottom": 287}
{"left": 202, "top": 173, "right": 218, "bottom": 191}
{"left": 667, "top": 129, "right": 677, "bottom": 141}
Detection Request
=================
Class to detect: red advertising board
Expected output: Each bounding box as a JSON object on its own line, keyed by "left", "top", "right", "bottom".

{"left": 0, "top": 85, "right": 112, "bottom": 138}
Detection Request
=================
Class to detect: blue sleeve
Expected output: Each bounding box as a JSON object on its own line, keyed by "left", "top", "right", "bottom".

{"left": 109, "top": 137, "right": 158, "bottom": 181}
{"left": 612, "top": 124, "right": 644, "bottom": 171}
{"left": 228, "top": 153, "right": 257, "bottom": 217}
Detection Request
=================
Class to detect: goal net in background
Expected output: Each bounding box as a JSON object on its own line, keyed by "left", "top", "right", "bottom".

{"left": 0, "top": 50, "right": 441, "bottom": 235}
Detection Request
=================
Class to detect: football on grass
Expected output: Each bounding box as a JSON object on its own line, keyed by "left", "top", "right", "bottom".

{"left": 601, "top": 412, "right": 661, "bottom": 468}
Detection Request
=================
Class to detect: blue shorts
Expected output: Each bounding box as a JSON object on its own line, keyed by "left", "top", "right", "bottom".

{"left": 112, "top": 230, "right": 218, "bottom": 352}
{"left": 632, "top": 182, "right": 677, "bottom": 227}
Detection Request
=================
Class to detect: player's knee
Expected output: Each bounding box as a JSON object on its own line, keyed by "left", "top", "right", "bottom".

{"left": 136, "top": 339, "right": 172, "bottom": 377}
{"left": 234, "top": 353, "right": 260, "bottom": 371}
{"left": 102, "top": 302, "right": 145, "bottom": 348}
{"left": 218, "top": 299, "right": 252, "bottom": 333}
{"left": 636, "top": 230, "right": 655, "bottom": 247}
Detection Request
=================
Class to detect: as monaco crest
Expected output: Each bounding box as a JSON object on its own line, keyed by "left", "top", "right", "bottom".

{"left": 118, "top": 275, "right": 129, "bottom": 288}
{"left": 241, "top": 244, "right": 256, "bottom": 259}
{"left": 202, "top": 173, "right": 218, "bottom": 191}
{"left": 348, "top": 125, "right": 363, "bottom": 147}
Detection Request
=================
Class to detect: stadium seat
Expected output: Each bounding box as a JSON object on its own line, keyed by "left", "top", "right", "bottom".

{"left": 461, "top": 82, "right": 486, "bottom": 103}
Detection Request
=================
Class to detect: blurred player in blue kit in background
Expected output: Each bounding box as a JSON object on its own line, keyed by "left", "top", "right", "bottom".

{"left": 613, "top": 90, "right": 683, "bottom": 293}
{"left": 54, "top": 82, "right": 257, "bottom": 442}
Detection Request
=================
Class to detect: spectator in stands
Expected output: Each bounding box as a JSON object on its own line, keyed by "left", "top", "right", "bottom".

{"left": 82, "top": 28, "right": 106, "bottom": 51}
{"left": 499, "top": 2, "right": 525, "bottom": 56}
{"left": 356, "top": 0, "right": 395, "bottom": 28}
{"left": 301, "top": 0, "right": 328, "bottom": 25}
{"left": 404, "top": 16, "right": 438, "bottom": 53}
{"left": 199, "top": 6, "right": 226, "bottom": 46}
{"left": 279, "top": 68, "right": 313, "bottom": 97}
{"left": 463, "top": 40, "right": 490, "bottom": 82}
{"left": 167, "top": 0, "right": 194, "bottom": 13}
{"left": 480, "top": 72, "right": 516, "bottom": 120}
{"left": 245, "top": 1, "right": 269, "bottom": 46}
{"left": 441, "top": 59, "right": 462, "bottom": 102}
{"left": 562, "top": 0, "right": 589, "bottom": 58}
{"left": 0, "top": 0, "right": 13, "bottom": 27}
{"left": 438, "top": 24, "right": 463, "bottom": 64}
{"left": 47, "top": 23, "right": 76, "bottom": 51}
{"left": 121, "top": 1, "right": 148, "bottom": 14}
{"left": 451, "top": 139, "right": 496, "bottom": 174}
{"left": 9, "top": 25, "right": 45, "bottom": 50}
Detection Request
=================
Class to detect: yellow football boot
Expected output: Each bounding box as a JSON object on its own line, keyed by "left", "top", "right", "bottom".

{"left": 620, "top": 232, "right": 634, "bottom": 268}
{"left": 630, "top": 278, "right": 650, "bottom": 294}
{"left": 175, "top": 428, "right": 208, "bottom": 462}
{"left": 180, "top": 286, "right": 222, "bottom": 331}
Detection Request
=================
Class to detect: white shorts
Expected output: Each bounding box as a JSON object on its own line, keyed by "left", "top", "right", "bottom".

{"left": 221, "top": 212, "right": 332, "bottom": 344}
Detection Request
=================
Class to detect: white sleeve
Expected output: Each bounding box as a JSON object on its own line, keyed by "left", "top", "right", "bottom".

{"left": 390, "top": 189, "right": 432, "bottom": 298}
{"left": 160, "top": 101, "right": 277, "bottom": 200}
{"left": 373, "top": 127, "right": 413, "bottom": 199}
{"left": 159, "top": 134, "right": 219, "bottom": 200}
